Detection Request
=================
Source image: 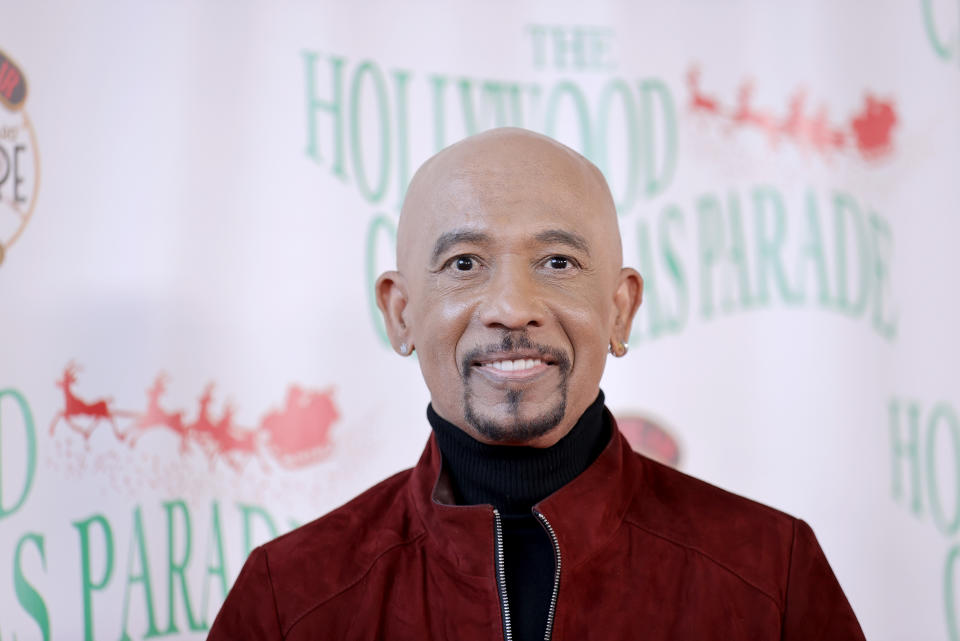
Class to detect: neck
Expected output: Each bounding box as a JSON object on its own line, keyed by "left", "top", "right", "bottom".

{"left": 427, "top": 391, "right": 610, "bottom": 515}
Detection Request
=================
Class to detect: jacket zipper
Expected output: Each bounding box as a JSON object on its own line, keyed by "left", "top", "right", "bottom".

{"left": 492, "top": 508, "right": 513, "bottom": 641}
{"left": 534, "top": 510, "right": 562, "bottom": 641}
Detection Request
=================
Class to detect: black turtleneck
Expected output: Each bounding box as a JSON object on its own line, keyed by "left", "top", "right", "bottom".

{"left": 428, "top": 391, "right": 611, "bottom": 641}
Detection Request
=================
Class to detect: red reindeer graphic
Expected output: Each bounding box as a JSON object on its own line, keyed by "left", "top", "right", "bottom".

{"left": 49, "top": 362, "right": 126, "bottom": 441}
{"left": 184, "top": 383, "right": 219, "bottom": 466}
{"left": 807, "top": 106, "right": 846, "bottom": 153}
{"left": 188, "top": 384, "right": 260, "bottom": 470}
{"left": 126, "top": 374, "right": 189, "bottom": 452}
{"left": 200, "top": 403, "right": 264, "bottom": 472}
{"left": 780, "top": 90, "right": 808, "bottom": 142}
{"left": 687, "top": 66, "right": 720, "bottom": 115}
{"left": 730, "top": 79, "right": 779, "bottom": 146}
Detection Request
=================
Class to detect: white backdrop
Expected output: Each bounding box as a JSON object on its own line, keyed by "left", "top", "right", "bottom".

{"left": 2, "top": 2, "right": 959, "bottom": 639}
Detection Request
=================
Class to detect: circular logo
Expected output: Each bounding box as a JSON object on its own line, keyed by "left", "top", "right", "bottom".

{"left": 0, "top": 49, "right": 39, "bottom": 267}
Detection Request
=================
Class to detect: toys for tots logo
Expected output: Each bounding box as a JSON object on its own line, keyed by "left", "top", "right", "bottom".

{"left": 0, "top": 49, "right": 38, "bottom": 267}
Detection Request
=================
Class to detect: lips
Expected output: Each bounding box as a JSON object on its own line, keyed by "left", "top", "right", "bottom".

{"left": 481, "top": 358, "right": 545, "bottom": 373}
{"left": 467, "top": 349, "right": 560, "bottom": 383}
{"left": 461, "top": 335, "right": 572, "bottom": 383}
{"left": 471, "top": 349, "right": 557, "bottom": 370}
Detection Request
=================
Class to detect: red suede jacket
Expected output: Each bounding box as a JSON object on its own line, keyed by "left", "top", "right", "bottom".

{"left": 208, "top": 423, "right": 866, "bottom": 640}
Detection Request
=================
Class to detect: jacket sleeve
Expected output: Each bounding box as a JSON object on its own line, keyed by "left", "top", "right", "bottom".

{"left": 781, "top": 519, "right": 866, "bottom": 641}
{"left": 207, "top": 546, "right": 283, "bottom": 640}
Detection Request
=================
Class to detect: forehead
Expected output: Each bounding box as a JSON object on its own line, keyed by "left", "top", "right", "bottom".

{"left": 418, "top": 159, "right": 605, "bottom": 246}
{"left": 396, "top": 131, "right": 621, "bottom": 270}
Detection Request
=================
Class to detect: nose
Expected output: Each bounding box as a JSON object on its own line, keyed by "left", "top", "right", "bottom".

{"left": 478, "top": 259, "right": 545, "bottom": 330}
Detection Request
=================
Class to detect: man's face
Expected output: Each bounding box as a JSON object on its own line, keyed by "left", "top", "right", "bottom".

{"left": 379, "top": 130, "right": 640, "bottom": 447}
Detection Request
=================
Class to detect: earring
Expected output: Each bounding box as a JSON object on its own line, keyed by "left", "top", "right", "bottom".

{"left": 609, "top": 340, "right": 628, "bottom": 357}
{"left": 399, "top": 343, "right": 412, "bottom": 356}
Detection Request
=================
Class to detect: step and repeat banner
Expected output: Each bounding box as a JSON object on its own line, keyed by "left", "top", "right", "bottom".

{"left": 2, "top": 2, "right": 959, "bottom": 639}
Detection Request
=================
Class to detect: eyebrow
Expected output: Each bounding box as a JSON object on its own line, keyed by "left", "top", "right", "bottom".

{"left": 534, "top": 229, "right": 591, "bottom": 256}
{"left": 431, "top": 229, "right": 492, "bottom": 263}
{"left": 429, "top": 227, "right": 592, "bottom": 264}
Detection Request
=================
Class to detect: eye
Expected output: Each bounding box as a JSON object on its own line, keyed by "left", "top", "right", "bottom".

{"left": 441, "top": 254, "right": 482, "bottom": 274}
{"left": 547, "top": 256, "right": 570, "bottom": 269}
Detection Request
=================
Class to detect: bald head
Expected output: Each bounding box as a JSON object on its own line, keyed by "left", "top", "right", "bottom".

{"left": 376, "top": 127, "right": 642, "bottom": 447}
{"left": 397, "top": 128, "right": 623, "bottom": 274}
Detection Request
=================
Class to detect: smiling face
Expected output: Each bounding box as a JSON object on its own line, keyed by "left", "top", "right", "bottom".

{"left": 377, "top": 128, "right": 642, "bottom": 447}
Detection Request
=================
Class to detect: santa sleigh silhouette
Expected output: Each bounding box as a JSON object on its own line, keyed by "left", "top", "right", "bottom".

{"left": 49, "top": 363, "right": 339, "bottom": 471}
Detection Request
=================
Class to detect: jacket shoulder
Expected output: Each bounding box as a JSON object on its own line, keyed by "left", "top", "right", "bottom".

{"left": 625, "top": 452, "right": 796, "bottom": 606}
{"left": 258, "top": 467, "right": 426, "bottom": 627}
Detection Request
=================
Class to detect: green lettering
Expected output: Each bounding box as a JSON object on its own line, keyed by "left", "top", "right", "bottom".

{"left": 429, "top": 74, "right": 450, "bottom": 152}
{"left": 543, "top": 81, "right": 592, "bottom": 159}
{"left": 14, "top": 532, "right": 50, "bottom": 641}
{"left": 633, "top": 218, "right": 663, "bottom": 340}
{"left": 869, "top": 213, "right": 897, "bottom": 340}
{"left": 946, "top": 543, "right": 960, "bottom": 641}
{"left": 120, "top": 506, "right": 161, "bottom": 640}
{"left": 239, "top": 504, "right": 278, "bottom": 560}
{"left": 921, "top": 0, "right": 956, "bottom": 61}
{"left": 73, "top": 514, "right": 114, "bottom": 641}
{"left": 302, "top": 51, "right": 347, "bottom": 177}
{"left": 890, "top": 398, "right": 924, "bottom": 515}
{"left": 658, "top": 205, "right": 688, "bottom": 332}
{"left": 526, "top": 25, "right": 549, "bottom": 69}
{"left": 753, "top": 187, "right": 801, "bottom": 306}
{"left": 927, "top": 404, "right": 960, "bottom": 536}
{"left": 392, "top": 69, "right": 412, "bottom": 211}
{"left": 349, "top": 61, "right": 391, "bottom": 204}
{"left": 832, "top": 192, "right": 870, "bottom": 316}
{"left": 456, "top": 79, "right": 523, "bottom": 135}
{"left": 639, "top": 79, "right": 677, "bottom": 197}
{"left": 696, "top": 193, "right": 725, "bottom": 319}
{"left": 365, "top": 214, "right": 397, "bottom": 346}
{"left": 0, "top": 388, "right": 36, "bottom": 520}
{"left": 200, "top": 502, "right": 229, "bottom": 628}
{"left": 795, "top": 189, "right": 832, "bottom": 307}
{"left": 595, "top": 79, "right": 640, "bottom": 214}
{"left": 163, "top": 500, "right": 203, "bottom": 633}
{"left": 723, "top": 191, "right": 753, "bottom": 312}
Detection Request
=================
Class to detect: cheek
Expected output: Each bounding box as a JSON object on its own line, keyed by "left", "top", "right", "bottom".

{"left": 412, "top": 292, "right": 474, "bottom": 376}
{"left": 560, "top": 291, "right": 614, "bottom": 367}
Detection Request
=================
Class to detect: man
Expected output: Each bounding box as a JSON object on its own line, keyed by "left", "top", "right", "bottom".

{"left": 208, "top": 128, "right": 865, "bottom": 640}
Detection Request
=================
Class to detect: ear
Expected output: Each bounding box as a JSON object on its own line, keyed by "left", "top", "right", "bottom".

{"left": 375, "top": 270, "right": 413, "bottom": 354}
{"left": 611, "top": 267, "right": 643, "bottom": 347}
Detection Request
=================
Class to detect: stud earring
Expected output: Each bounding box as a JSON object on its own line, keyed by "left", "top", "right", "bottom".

{"left": 609, "top": 340, "right": 628, "bottom": 357}
{"left": 399, "top": 343, "right": 412, "bottom": 356}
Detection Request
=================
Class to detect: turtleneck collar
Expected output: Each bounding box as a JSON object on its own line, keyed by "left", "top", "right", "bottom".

{"left": 427, "top": 390, "right": 610, "bottom": 515}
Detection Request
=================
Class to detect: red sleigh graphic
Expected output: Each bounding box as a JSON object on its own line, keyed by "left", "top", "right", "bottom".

{"left": 49, "top": 363, "right": 340, "bottom": 471}
{"left": 687, "top": 64, "right": 897, "bottom": 161}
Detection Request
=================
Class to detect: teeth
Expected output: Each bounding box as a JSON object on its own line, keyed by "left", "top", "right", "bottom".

{"left": 484, "top": 359, "right": 543, "bottom": 372}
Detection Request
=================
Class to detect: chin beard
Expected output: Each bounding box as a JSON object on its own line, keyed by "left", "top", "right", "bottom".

{"left": 463, "top": 387, "right": 568, "bottom": 443}
{"left": 460, "top": 332, "right": 572, "bottom": 443}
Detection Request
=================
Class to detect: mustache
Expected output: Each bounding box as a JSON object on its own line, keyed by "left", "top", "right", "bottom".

{"left": 460, "top": 332, "right": 571, "bottom": 378}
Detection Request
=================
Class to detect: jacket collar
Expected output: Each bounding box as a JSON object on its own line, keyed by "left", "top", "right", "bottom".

{"left": 407, "top": 409, "right": 639, "bottom": 577}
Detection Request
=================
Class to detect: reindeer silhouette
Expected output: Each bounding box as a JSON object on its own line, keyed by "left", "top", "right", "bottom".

{"left": 49, "top": 362, "right": 126, "bottom": 441}
{"left": 203, "top": 403, "right": 264, "bottom": 472}
{"left": 187, "top": 384, "right": 238, "bottom": 466}
{"left": 126, "top": 374, "right": 189, "bottom": 452}
{"left": 730, "top": 79, "right": 779, "bottom": 146}
{"left": 687, "top": 66, "right": 719, "bottom": 115}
